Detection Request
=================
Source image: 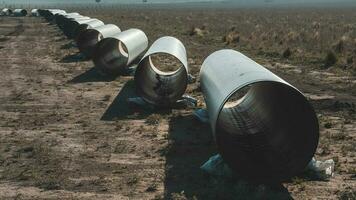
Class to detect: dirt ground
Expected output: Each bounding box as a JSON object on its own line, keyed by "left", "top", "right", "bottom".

{"left": 0, "top": 7, "right": 355, "bottom": 200}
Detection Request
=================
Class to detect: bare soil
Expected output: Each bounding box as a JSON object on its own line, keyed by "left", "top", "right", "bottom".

{"left": 0, "top": 7, "right": 355, "bottom": 200}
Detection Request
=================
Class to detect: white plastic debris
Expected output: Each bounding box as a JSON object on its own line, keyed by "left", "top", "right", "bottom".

{"left": 201, "top": 154, "right": 233, "bottom": 177}
{"left": 193, "top": 108, "right": 209, "bottom": 123}
{"left": 306, "top": 157, "right": 335, "bottom": 179}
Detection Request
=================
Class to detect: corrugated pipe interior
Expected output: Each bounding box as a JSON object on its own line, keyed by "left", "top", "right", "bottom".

{"left": 93, "top": 29, "right": 148, "bottom": 74}
{"left": 200, "top": 49, "right": 319, "bottom": 182}
{"left": 77, "top": 24, "right": 121, "bottom": 58}
{"left": 13, "top": 9, "right": 27, "bottom": 16}
{"left": 134, "top": 36, "right": 189, "bottom": 106}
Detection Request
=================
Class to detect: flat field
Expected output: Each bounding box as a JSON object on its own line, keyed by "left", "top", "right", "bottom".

{"left": 0, "top": 6, "right": 355, "bottom": 200}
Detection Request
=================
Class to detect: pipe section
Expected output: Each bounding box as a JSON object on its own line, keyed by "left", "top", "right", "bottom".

{"left": 66, "top": 18, "right": 103, "bottom": 39}
{"left": 93, "top": 29, "right": 148, "bottom": 74}
{"left": 200, "top": 49, "right": 319, "bottom": 182}
{"left": 1, "top": 8, "right": 12, "bottom": 16}
{"left": 134, "top": 36, "right": 189, "bottom": 107}
{"left": 74, "top": 20, "right": 105, "bottom": 39}
{"left": 13, "top": 9, "right": 27, "bottom": 17}
{"left": 31, "top": 9, "right": 39, "bottom": 17}
{"left": 77, "top": 24, "right": 121, "bottom": 58}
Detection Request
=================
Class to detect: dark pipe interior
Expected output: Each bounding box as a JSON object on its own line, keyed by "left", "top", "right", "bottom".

{"left": 93, "top": 38, "right": 129, "bottom": 74}
{"left": 135, "top": 53, "right": 188, "bottom": 106}
{"left": 216, "top": 81, "right": 319, "bottom": 182}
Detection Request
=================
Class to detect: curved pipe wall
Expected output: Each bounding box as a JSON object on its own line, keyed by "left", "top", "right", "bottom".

{"left": 93, "top": 28, "right": 148, "bottom": 74}
{"left": 73, "top": 19, "right": 104, "bottom": 39}
{"left": 134, "top": 36, "right": 189, "bottom": 107}
{"left": 200, "top": 49, "right": 319, "bottom": 182}
{"left": 76, "top": 24, "right": 121, "bottom": 58}
{"left": 13, "top": 9, "right": 27, "bottom": 16}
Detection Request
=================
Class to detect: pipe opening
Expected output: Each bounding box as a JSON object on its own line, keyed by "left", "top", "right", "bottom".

{"left": 21, "top": 10, "right": 27, "bottom": 16}
{"left": 149, "top": 53, "right": 183, "bottom": 75}
{"left": 135, "top": 53, "right": 188, "bottom": 106}
{"left": 216, "top": 81, "right": 319, "bottom": 182}
{"left": 77, "top": 29, "right": 103, "bottom": 58}
{"left": 93, "top": 38, "right": 129, "bottom": 74}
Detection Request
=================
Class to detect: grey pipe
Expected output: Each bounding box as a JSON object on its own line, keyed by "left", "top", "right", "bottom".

{"left": 93, "top": 28, "right": 148, "bottom": 74}
{"left": 13, "top": 9, "right": 27, "bottom": 17}
{"left": 77, "top": 24, "right": 121, "bottom": 58}
{"left": 67, "top": 18, "right": 104, "bottom": 39}
{"left": 200, "top": 49, "right": 319, "bottom": 182}
{"left": 134, "top": 36, "right": 189, "bottom": 107}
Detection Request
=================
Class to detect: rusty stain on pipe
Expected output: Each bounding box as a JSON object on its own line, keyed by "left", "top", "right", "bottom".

{"left": 134, "top": 36, "right": 189, "bottom": 107}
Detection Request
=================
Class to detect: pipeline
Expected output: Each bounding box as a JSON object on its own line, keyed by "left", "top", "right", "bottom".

{"left": 1, "top": 8, "right": 12, "bottom": 16}
{"left": 134, "top": 36, "right": 189, "bottom": 107}
{"left": 13, "top": 9, "right": 27, "bottom": 17}
{"left": 77, "top": 24, "right": 121, "bottom": 58}
{"left": 93, "top": 29, "right": 148, "bottom": 74}
{"left": 200, "top": 49, "right": 319, "bottom": 182}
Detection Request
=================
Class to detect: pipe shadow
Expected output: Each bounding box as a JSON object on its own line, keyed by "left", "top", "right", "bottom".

{"left": 68, "top": 66, "right": 119, "bottom": 84}
{"left": 101, "top": 80, "right": 173, "bottom": 121}
{"left": 164, "top": 115, "right": 293, "bottom": 200}
{"left": 61, "top": 41, "right": 77, "bottom": 49}
{"left": 60, "top": 52, "right": 89, "bottom": 63}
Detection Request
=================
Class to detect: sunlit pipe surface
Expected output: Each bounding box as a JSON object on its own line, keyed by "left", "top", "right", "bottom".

{"left": 77, "top": 24, "right": 121, "bottom": 58}
{"left": 200, "top": 49, "right": 319, "bottom": 182}
{"left": 93, "top": 28, "right": 148, "bottom": 74}
{"left": 73, "top": 20, "right": 105, "bottom": 39}
{"left": 13, "top": 9, "right": 27, "bottom": 16}
{"left": 134, "top": 36, "right": 188, "bottom": 106}
{"left": 1, "top": 8, "right": 12, "bottom": 16}
{"left": 31, "top": 9, "right": 39, "bottom": 16}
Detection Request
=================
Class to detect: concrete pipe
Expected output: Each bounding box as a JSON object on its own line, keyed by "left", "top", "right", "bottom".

{"left": 31, "top": 9, "right": 39, "bottom": 17}
{"left": 66, "top": 18, "right": 103, "bottom": 39}
{"left": 200, "top": 49, "right": 319, "bottom": 182}
{"left": 77, "top": 24, "right": 121, "bottom": 58}
{"left": 13, "top": 9, "right": 27, "bottom": 17}
{"left": 1, "top": 8, "right": 12, "bottom": 16}
{"left": 73, "top": 19, "right": 105, "bottom": 39}
{"left": 93, "top": 29, "right": 148, "bottom": 74}
{"left": 134, "top": 36, "right": 189, "bottom": 107}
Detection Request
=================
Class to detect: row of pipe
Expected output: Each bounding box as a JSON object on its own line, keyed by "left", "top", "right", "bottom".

{"left": 0, "top": 8, "right": 33, "bottom": 16}
{"left": 37, "top": 9, "right": 319, "bottom": 183}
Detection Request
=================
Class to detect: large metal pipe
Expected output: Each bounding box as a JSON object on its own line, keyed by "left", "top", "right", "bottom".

{"left": 73, "top": 19, "right": 105, "bottom": 39}
{"left": 93, "top": 29, "right": 148, "bottom": 74}
{"left": 134, "top": 36, "right": 189, "bottom": 107}
{"left": 77, "top": 24, "right": 121, "bottom": 58}
{"left": 200, "top": 49, "right": 319, "bottom": 182}
{"left": 66, "top": 18, "right": 103, "bottom": 39}
{"left": 1, "top": 8, "right": 12, "bottom": 16}
{"left": 39, "top": 9, "right": 66, "bottom": 21}
{"left": 31, "top": 9, "right": 39, "bottom": 17}
{"left": 13, "top": 9, "right": 27, "bottom": 17}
